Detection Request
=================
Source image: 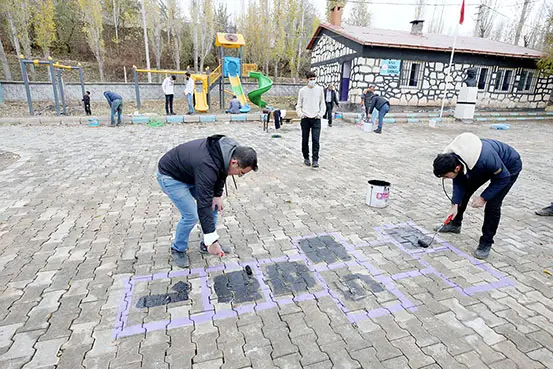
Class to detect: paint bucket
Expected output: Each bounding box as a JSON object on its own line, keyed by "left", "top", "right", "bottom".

{"left": 88, "top": 118, "right": 99, "bottom": 127}
{"left": 334, "top": 112, "right": 343, "bottom": 119}
{"left": 366, "top": 180, "right": 390, "bottom": 208}
{"left": 362, "top": 121, "right": 373, "bottom": 132}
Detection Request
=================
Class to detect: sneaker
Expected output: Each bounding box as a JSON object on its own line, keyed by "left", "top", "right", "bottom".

{"left": 436, "top": 223, "right": 461, "bottom": 233}
{"left": 474, "top": 243, "right": 492, "bottom": 260}
{"left": 535, "top": 204, "right": 553, "bottom": 216}
{"left": 304, "top": 159, "right": 311, "bottom": 166}
{"left": 171, "top": 249, "right": 190, "bottom": 268}
{"left": 328, "top": 124, "right": 332, "bottom": 127}
{"left": 312, "top": 161, "right": 319, "bottom": 168}
{"left": 200, "top": 242, "right": 234, "bottom": 254}
{"left": 373, "top": 128, "right": 382, "bottom": 134}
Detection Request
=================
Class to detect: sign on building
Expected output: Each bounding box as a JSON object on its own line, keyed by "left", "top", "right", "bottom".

{"left": 380, "top": 59, "right": 401, "bottom": 75}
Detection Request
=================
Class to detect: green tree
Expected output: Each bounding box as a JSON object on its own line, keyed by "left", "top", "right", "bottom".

{"left": 33, "top": 0, "right": 57, "bottom": 57}
{"left": 77, "top": 0, "right": 105, "bottom": 81}
{"left": 538, "top": 16, "right": 553, "bottom": 75}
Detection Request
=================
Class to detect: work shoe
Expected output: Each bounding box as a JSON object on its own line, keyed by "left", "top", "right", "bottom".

{"left": 200, "top": 242, "right": 234, "bottom": 254}
{"left": 474, "top": 243, "right": 492, "bottom": 260}
{"left": 304, "top": 159, "right": 311, "bottom": 166}
{"left": 171, "top": 249, "right": 190, "bottom": 268}
{"left": 373, "top": 128, "right": 382, "bottom": 134}
{"left": 312, "top": 161, "right": 319, "bottom": 168}
{"left": 535, "top": 204, "right": 553, "bottom": 216}
{"left": 436, "top": 223, "right": 461, "bottom": 233}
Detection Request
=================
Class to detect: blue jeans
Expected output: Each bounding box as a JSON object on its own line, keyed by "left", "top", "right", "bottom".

{"left": 377, "top": 103, "right": 389, "bottom": 129}
{"left": 187, "top": 94, "right": 195, "bottom": 113}
{"left": 156, "top": 171, "right": 217, "bottom": 252}
{"left": 110, "top": 99, "right": 123, "bottom": 125}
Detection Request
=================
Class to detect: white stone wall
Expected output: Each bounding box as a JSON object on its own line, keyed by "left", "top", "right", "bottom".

{"left": 310, "top": 34, "right": 552, "bottom": 108}
{"left": 310, "top": 34, "right": 357, "bottom": 65}
{"left": 348, "top": 57, "right": 553, "bottom": 108}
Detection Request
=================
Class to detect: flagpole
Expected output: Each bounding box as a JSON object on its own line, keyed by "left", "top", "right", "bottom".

{"left": 439, "top": 23, "right": 459, "bottom": 119}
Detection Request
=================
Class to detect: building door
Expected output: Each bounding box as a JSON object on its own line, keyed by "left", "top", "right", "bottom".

{"left": 339, "top": 60, "right": 352, "bottom": 101}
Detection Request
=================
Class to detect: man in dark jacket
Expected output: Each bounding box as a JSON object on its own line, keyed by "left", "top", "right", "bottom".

{"left": 366, "top": 87, "right": 390, "bottom": 134}
{"left": 157, "top": 135, "right": 258, "bottom": 267}
{"left": 104, "top": 91, "right": 123, "bottom": 126}
{"left": 323, "top": 84, "right": 340, "bottom": 127}
{"left": 432, "top": 132, "right": 522, "bottom": 259}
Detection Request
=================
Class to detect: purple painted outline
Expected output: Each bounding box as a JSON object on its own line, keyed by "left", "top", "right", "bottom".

{"left": 114, "top": 222, "right": 514, "bottom": 338}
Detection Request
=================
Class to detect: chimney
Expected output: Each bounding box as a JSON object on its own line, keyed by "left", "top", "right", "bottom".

{"left": 330, "top": 4, "right": 344, "bottom": 27}
{"left": 410, "top": 20, "right": 424, "bottom": 35}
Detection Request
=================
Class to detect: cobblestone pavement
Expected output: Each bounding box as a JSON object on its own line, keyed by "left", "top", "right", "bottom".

{"left": 1, "top": 119, "right": 552, "bottom": 369}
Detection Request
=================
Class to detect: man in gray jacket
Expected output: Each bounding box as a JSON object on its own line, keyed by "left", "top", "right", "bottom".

{"left": 366, "top": 86, "right": 390, "bottom": 134}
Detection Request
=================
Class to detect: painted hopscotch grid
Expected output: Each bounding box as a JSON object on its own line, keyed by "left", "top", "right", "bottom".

{"left": 113, "top": 222, "right": 514, "bottom": 338}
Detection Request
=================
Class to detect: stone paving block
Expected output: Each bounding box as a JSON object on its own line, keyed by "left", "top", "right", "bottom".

{"left": 390, "top": 336, "right": 436, "bottom": 368}
{"left": 0, "top": 323, "right": 23, "bottom": 350}
{"left": 192, "top": 358, "right": 223, "bottom": 369}
{"left": 463, "top": 334, "right": 506, "bottom": 365}
{"left": 528, "top": 330, "right": 553, "bottom": 351}
{"left": 492, "top": 341, "right": 545, "bottom": 369}
{"left": 22, "top": 337, "right": 66, "bottom": 368}
{"left": 319, "top": 344, "right": 361, "bottom": 369}
{"left": 349, "top": 347, "right": 385, "bottom": 369}
{"left": 0, "top": 329, "right": 43, "bottom": 361}
{"left": 463, "top": 317, "right": 505, "bottom": 345}
{"left": 290, "top": 333, "right": 328, "bottom": 366}
{"left": 361, "top": 330, "right": 402, "bottom": 362}
{"left": 111, "top": 334, "right": 143, "bottom": 368}
{"left": 494, "top": 323, "right": 543, "bottom": 353}
{"left": 421, "top": 343, "right": 469, "bottom": 369}
{"left": 527, "top": 348, "right": 553, "bottom": 368}
{"left": 455, "top": 351, "right": 488, "bottom": 369}
{"left": 381, "top": 355, "right": 409, "bottom": 369}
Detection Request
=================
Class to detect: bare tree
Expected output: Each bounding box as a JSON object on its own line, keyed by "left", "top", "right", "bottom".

{"left": 427, "top": 2, "right": 445, "bottom": 34}
{"left": 199, "top": 0, "right": 215, "bottom": 72}
{"left": 514, "top": 0, "right": 533, "bottom": 45}
{"left": 414, "top": 0, "right": 425, "bottom": 19}
{"left": 346, "top": 1, "right": 371, "bottom": 27}
{"left": 191, "top": 0, "right": 200, "bottom": 71}
{"left": 0, "top": 38, "right": 12, "bottom": 80}
{"left": 474, "top": 1, "right": 497, "bottom": 38}
{"left": 112, "top": 0, "right": 122, "bottom": 42}
{"left": 77, "top": 0, "right": 105, "bottom": 81}
{"left": 140, "top": 0, "right": 152, "bottom": 82}
{"left": 147, "top": 0, "right": 164, "bottom": 78}
{"left": 166, "top": 0, "right": 182, "bottom": 70}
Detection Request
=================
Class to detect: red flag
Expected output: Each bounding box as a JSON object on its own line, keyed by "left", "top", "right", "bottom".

{"left": 459, "top": 0, "right": 465, "bottom": 24}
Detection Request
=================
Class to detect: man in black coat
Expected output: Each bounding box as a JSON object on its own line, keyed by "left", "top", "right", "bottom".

{"left": 432, "top": 132, "right": 522, "bottom": 259}
{"left": 323, "top": 84, "right": 340, "bottom": 127}
{"left": 157, "top": 135, "right": 258, "bottom": 267}
{"left": 366, "top": 87, "right": 390, "bottom": 134}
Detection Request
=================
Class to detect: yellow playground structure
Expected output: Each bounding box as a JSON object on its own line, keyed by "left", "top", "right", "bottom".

{"left": 132, "top": 32, "right": 273, "bottom": 113}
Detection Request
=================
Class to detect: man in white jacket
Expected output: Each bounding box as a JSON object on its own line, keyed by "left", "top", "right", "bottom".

{"left": 296, "top": 71, "right": 326, "bottom": 168}
{"left": 184, "top": 72, "right": 195, "bottom": 114}
{"left": 162, "top": 75, "right": 176, "bottom": 115}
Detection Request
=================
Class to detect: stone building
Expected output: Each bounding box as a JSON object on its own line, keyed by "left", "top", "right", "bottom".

{"left": 307, "top": 6, "right": 553, "bottom": 109}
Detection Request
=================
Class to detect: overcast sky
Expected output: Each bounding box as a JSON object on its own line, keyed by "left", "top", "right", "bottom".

{"left": 177, "top": 0, "right": 549, "bottom": 39}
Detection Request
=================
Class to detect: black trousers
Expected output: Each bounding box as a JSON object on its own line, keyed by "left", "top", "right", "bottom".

{"left": 84, "top": 103, "right": 91, "bottom": 115}
{"left": 452, "top": 174, "right": 519, "bottom": 246}
{"left": 165, "top": 94, "right": 174, "bottom": 114}
{"left": 324, "top": 102, "right": 334, "bottom": 125}
{"left": 301, "top": 117, "right": 321, "bottom": 161}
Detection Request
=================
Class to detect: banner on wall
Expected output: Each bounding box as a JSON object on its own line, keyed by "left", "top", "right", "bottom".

{"left": 380, "top": 59, "right": 401, "bottom": 75}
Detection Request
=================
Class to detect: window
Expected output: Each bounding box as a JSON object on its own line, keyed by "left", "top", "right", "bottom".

{"left": 400, "top": 61, "right": 424, "bottom": 88}
{"left": 494, "top": 68, "right": 514, "bottom": 92}
{"left": 518, "top": 70, "right": 537, "bottom": 92}
{"left": 477, "top": 67, "right": 489, "bottom": 90}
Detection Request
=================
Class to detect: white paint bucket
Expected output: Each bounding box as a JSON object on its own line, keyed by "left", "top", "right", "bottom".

{"left": 366, "top": 180, "right": 390, "bottom": 207}
{"left": 363, "top": 121, "right": 373, "bottom": 132}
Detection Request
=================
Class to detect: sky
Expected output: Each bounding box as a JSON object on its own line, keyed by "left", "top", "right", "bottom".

{"left": 177, "top": 0, "right": 550, "bottom": 39}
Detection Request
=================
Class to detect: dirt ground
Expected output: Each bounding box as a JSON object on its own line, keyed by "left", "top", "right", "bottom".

{"left": 0, "top": 150, "right": 20, "bottom": 171}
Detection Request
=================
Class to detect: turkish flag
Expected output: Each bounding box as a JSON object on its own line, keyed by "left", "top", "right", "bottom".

{"left": 459, "top": 0, "right": 465, "bottom": 24}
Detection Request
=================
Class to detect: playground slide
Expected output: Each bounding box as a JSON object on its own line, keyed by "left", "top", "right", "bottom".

{"left": 228, "top": 74, "right": 251, "bottom": 113}
{"left": 247, "top": 71, "right": 273, "bottom": 108}
{"left": 194, "top": 90, "right": 208, "bottom": 113}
